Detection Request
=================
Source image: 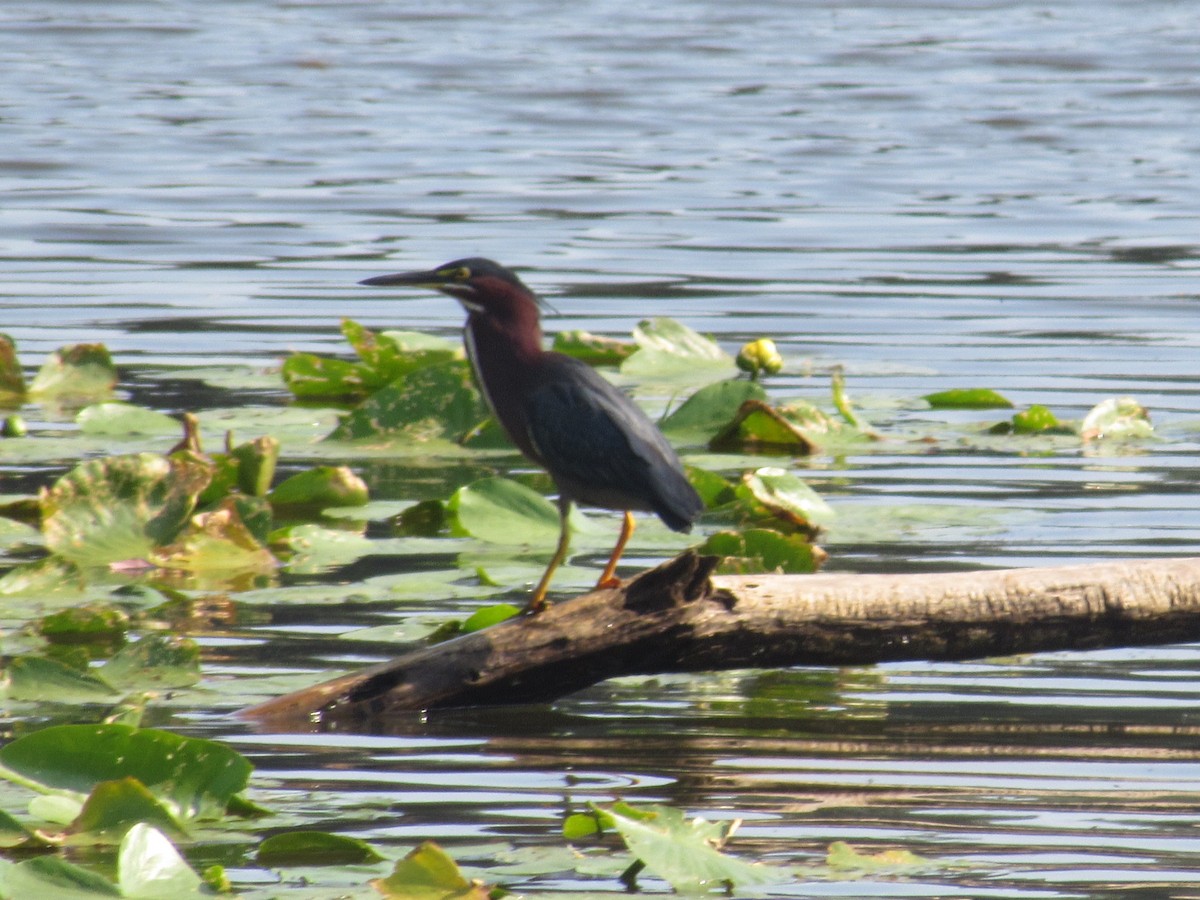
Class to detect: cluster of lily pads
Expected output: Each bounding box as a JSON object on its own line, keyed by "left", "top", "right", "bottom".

{"left": 0, "top": 321, "right": 1157, "bottom": 897}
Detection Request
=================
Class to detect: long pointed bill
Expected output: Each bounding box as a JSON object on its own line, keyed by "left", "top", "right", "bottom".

{"left": 359, "top": 268, "right": 452, "bottom": 288}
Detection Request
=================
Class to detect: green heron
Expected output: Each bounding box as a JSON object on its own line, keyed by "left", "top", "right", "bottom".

{"left": 360, "top": 258, "right": 703, "bottom": 611}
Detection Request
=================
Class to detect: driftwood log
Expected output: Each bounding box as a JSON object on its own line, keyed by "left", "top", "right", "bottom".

{"left": 241, "top": 552, "right": 1200, "bottom": 728}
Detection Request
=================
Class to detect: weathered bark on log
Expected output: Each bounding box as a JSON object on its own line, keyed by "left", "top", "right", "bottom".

{"left": 240, "top": 553, "right": 1200, "bottom": 728}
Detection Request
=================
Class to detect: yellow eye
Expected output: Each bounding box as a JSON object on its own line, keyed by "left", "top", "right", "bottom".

{"left": 453, "top": 266, "right": 472, "bottom": 281}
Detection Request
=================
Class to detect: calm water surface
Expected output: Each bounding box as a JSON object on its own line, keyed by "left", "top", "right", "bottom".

{"left": 3, "top": 0, "right": 1200, "bottom": 895}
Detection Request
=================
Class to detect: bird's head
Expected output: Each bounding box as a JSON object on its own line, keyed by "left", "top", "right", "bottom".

{"left": 360, "top": 258, "right": 543, "bottom": 320}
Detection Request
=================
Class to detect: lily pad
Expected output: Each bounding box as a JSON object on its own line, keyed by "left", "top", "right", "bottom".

{"left": 0, "top": 333, "right": 27, "bottom": 398}
{"left": 76, "top": 403, "right": 179, "bottom": 437}
{"left": 28, "top": 344, "right": 117, "bottom": 401}
{"left": 269, "top": 465, "right": 369, "bottom": 511}
{"left": 0, "top": 723, "right": 252, "bottom": 822}
{"left": 448, "top": 477, "right": 562, "bottom": 545}
{"left": 700, "top": 529, "right": 826, "bottom": 574}
{"left": 42, "top": 453, "right": 212, "bottom": 568}
{"left": 621, "top": 318, "right": 735, "bottom": 379}
{"left": 571, "top": 801, "right": 788, "bottom": 893}
{"left": 738, "top": 467, "right": 836, "bottom": 533}
{"left": 372, "top": 841, "right": 492, "bottom": 900}
{"left": 0, "top": 655, "right": 121, "bottom": 702}
{"left": 553, "top": 329, "right": 637, "bottom": 365}
{"left": 0, "top": 856, "right": 122, "bottom": 898}
{"left": 257, "top": 830, "right": 385, "bottom": 866}
{"left": 328, "top": 360, "right": 485, "bottom": 442}
{"left": 660, "top": 378, "right": 767, "bottom": 439}
{"left": 69, "top": 777, "right": 183, "bottom": 839}
{"left": 1081, "top": 396, "right": 1153, "bottom": 441}
{"left": 923, "top": 388, "right": 1014, "bottom": 410}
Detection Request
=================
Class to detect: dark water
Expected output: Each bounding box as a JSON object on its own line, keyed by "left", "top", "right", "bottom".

{"left": 4, "top": 0, "right": 1200, "bottom": 895}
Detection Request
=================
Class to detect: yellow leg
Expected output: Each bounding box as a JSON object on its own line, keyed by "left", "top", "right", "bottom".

{"left": 595, "top": 510, "right": 635, "bottom": 590}
{"left": 526, "top": 499, "right": 573, "bottom": 613}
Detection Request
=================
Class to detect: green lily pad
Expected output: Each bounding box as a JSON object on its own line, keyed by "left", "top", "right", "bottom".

{"left": 1011, "top": 403, "right": 1064, "bottom": 434}
{"left": 372, "top": 841, "right": 492, "bottom": 900}
{"left": 42, "top": 453, "right": 212, "bottom": 568}
{"left": 660, "top": 378, "right": 767, "bottom": 438}
{"left": 0, "top": 808, "right": 36, "bottom": 849}
{"left": 0, "top": 655, "right": 121, "bottom": 702}
{"left": 99, "top": 634, "right": 201, "bottom": 690}
{"left": 0, "top": 723, "right": 252, "bottom": 822}
{"left": 552, "top": 329, "right": 638, "bottom": 365}
{"left": 328, "top": 360, "right": 485, "bottom": 442}
{"left": 448, "top": 477, "right": 561, "bottom": 545}
{"left": 923, "top": 388, "right": 1014, "bottom": 410}
{"left": 621, "top": 318, "right": 735, "bottom": 379}
{"left": 573, "top": 801, "right": 788, "bottom": 893}
{"left": 69, "top": 777, "right": 183, "bottom": 839}
{"left": 0, "top": 856, "right": 122, "bottom": 898}
{"left": 700, "top": 529, "right": 826, "bottom": 574}
{"left": 76, "top": 403, "right": 179, "bottom": 437}
{"left": 28, "top": 344, "right": 118, "bottom": 400}
{"left": 0, "top": 333, "right": 27, "bottom": 398}
{"left": 461, "top": 603, "right": 522, "bottom": 632}
{"left": 228, "top": 435, "right": 280, "bottom": 497}
{"left": 343, "top": 319, "right": 459, "bottom": 385}
{"left": 150, "top": 498, "right": 278, "bottom": 576}
{"left": 257, "top": 830, "right": 386, "bottom": 866}
{"left": 281, "top": 353, "right": 370, "bottom": 400}
{"left": 737, "top": 467, "right": 836, "bottom": 532}
{"left": 825, "top": 840, "right": 935, "bottom": 875}
{"left": 269, "top": 465, "right": 369, "bottom": 511}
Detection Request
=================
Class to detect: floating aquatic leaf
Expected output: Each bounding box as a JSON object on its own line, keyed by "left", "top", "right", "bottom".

{"left": 118, "top": 823, "right": 205, "bottom": 898}
{"left": 0, "top": 333, "right": 26, "bottom": 398}
{"left": 150, "top": 498, "right": 278, "bottom": 576}
{"left": 277, "top": 522, "right": 375, "bottom": 574}
{"left": 372, "top": 841, "right": 492, "bottom": 900}
{"left": 1080, "top": 396, "right": 1153, "bottom": 441}
{"left": 1011, "top": 404, "right": 1063, "bottom": 434}
{"left": 738, "top": 467, "right": 836, "bottom": 533}
{"left": 0, "top": 856, "right": 122, "bottom": 898}
{"left": 76, "top": 403, "right": 179, "bottom": 437}
{"left": 923, "top": 388, "right": 1014, "bottom": 410}
{"left": 41, "top": 453, "right": 212, "bottom": 568}
{"left": 461, "top": 603, "right": 521, "bottom": 632}
{"left": 0, "top": 655, "right": 121, "bottom": 702}
{"left": 257, "top": 830, "right": 386, "bottom": 866}
{"left": 343, "top": 319, "right": 459, "bottom": 386}
{"left": 0, "top": 723, "right": 252, "bottom": 822}
{"left": 328, "top": 360, "right": 485, "bottom": 441}
{"left": 621, "top": 318, "right": 735, "bottom": 379}
{"left": 99, "top": 634, "right": 201, "bottom": 690}
{"left": 825, "top": 840, "right": 935, "bottom": 876}
{"left": 39, "top": 604, "right": 130, "bottom": 645}
{"left": 69, "top": 777, "right": 182, "bottom": 839}
{"left": 0, "top": 808, "right": 35, "bottom": 849}
{"left": 700, "top": 529, "right": 826, "bottom": 574}
{"left": 709, "top": 400, "right": 819, "bottom": 454}
{"left": 281, "top": 352, "right": 370, "bottom": 400}
{"left": 228, "top": 434, "right": 279, "bottom": 497}
{"left": 449, "top": 477, "right": 561, "bottom": 545}
{"left": 28, "top": 343, "right": 117, "bottom": 400}
{"left": 553, "top": 329, "right": 637, "bottom": 365}
{"left": 660, "top": 378, "right": 767, "bottom": 438}
{"left": 575, "top": 802, "right": 788, "bottom": 893}
{"left": 270, "top": 465, "right": 369, "bottom": 511}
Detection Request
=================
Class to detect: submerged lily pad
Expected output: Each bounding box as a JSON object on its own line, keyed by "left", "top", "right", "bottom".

{"left": 257, "top": 830, "right": 385, "bottom": 866}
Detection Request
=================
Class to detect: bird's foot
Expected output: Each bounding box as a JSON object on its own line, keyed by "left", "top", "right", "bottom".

{"left": 522, "top": 597, "right": 552, "bottom": 615}
{"left": 594, "top": 575, "right": 622, "bottom": 591}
